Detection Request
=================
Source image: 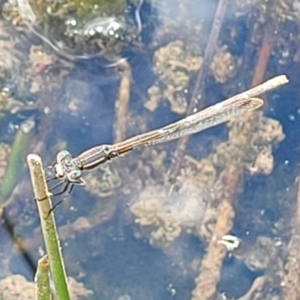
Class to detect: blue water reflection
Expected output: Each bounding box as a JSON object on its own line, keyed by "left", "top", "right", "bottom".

{"left": 0, "top": 0, "right": 299, "bottom": 299}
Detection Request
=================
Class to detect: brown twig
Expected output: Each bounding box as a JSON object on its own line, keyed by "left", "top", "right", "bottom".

{"left": 191, "top": 18, "right": 277, "bottom": 299}
{"left": 168, "top": 0, "right": 228, "bottom": 182}
{"left": 251, "top": 22, "right": 273, "bottom": 86}
{"left": 191, "top": 165, "right": 239, "bottom": 300}
{"left": 114, "top": 59, "right": 132, "bottom": 143}
{"left": 283, "top": 166, "right": 300, "bottom": 300}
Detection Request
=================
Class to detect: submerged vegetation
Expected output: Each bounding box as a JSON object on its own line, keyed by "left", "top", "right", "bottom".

{"left": 0, "top": 0, "right": 300, "bottom": 299}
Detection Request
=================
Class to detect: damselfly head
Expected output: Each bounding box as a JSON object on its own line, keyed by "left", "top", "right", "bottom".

{"left": 53, "top": 150, "right": 75, "bottom": 179}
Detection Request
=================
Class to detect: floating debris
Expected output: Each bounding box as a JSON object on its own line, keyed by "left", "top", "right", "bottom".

{"left": 218, "top": 234, "right": 241, "bottom": 251}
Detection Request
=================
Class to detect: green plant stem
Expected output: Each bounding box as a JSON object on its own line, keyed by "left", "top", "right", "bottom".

{"left": 0, "top": 125, "right": 32, "bottom": 205}
{"left": 35, "top": 255, "right": 51, "bottom": 300}
{"left": 27, "top": 154, "right": 70, "bottom": 300}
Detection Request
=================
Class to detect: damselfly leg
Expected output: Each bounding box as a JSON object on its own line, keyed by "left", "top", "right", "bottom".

{"left": 43, "top": 164, "right": 57, "bottom": 181}
{"left": 37, "top": 164, "right": 86, "bottom": 216}
{"left": 47, "top": 179, "right": 69, "bottom": 197}
{"left": 40, "top": 150, "right": 79, "bottom": 199}
{"left": 45, "top": 184, "right": 74, "bottom": 218}
{"left": 36, "top": 164, "right": 67, "bottom": 201}
{"left": 35, "top": 178, "right": 68, "bottom": 202}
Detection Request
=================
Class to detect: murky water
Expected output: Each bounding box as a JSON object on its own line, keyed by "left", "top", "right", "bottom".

{"left": 0, "top": 0, "right": 299, "bottom": 299}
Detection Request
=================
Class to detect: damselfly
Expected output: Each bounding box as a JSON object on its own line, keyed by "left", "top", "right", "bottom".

{"left": 46, "top": 75, "right": 288, "bottom": 199}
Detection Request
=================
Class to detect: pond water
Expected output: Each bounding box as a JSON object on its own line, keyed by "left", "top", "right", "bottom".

{"left": 0, "top": 0, "right": 299, "bottom": 299}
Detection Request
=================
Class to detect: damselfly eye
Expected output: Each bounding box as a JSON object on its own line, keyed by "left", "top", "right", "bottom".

{"left": 68, "top": 170, "right": 82, "bottom": 182}
{"left": 61, "top": 150, "right": 69, "bottom": 156}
